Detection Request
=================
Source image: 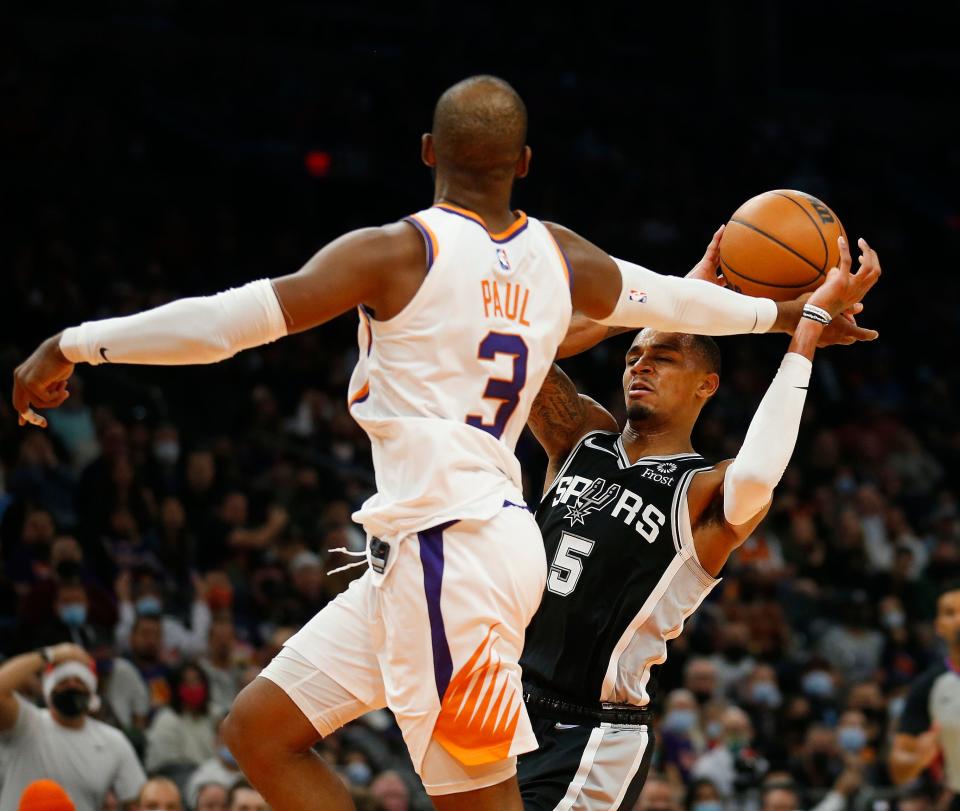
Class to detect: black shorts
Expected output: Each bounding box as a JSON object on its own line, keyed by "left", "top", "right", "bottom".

{"left": 518, "top": 713, "right": 654, "bottom": 811}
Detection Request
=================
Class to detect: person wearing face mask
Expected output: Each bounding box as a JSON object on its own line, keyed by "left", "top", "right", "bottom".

{"left": 660, "top": 689, "right": 706, "bottom": 785}
{"left": 685, "top": 778, "right": 723, "bottom": 811}
{"left": 145, "top": 663, "right": 217, "bottom": 774}
{"left": 634, "top": 773, "right": 682, "bottom": 811}
{"left": 185, "top": 717, "right": 243, "bottom": 810}
{"left": 890, "top": 582, "right": 960, "bottom": 808}
{"left": 0, "top": 643, "right": 146, "bottom": 811}
{"left": 114, "top": 571, "right": 212, "bottom": 661}
{"left": 691, "top": 706, "right": 768, "bottom": 799}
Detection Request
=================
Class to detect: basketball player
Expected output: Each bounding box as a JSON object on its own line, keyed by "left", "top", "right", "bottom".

{"left": 12, "top": 76, "right": 875, "bottom": 811}
{"left": 516, "top": 238, "right": 881, "bottom": 810}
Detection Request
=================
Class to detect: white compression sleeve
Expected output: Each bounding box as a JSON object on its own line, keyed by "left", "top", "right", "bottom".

{"left": 723, "top": 353, "right": 812, "bottom": 526}
{"left": 596, "top": 258, "right": 778, "bottom": 335}
{"left": 59, "top": 279, "right": 288, "bottom": 366}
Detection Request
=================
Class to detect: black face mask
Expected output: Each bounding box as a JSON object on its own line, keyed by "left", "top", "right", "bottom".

{"left": 51, "top": 688, "right": 90, "bottom": 718}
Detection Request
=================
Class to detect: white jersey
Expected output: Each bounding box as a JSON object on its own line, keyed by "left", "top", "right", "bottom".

{"left": 349, "top": 203, "right": 573, "bottom": 540}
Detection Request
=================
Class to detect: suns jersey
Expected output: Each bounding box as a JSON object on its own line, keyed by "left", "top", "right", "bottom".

{"left": 520, "top": 430, "right": 720, "bottom": 707}
{"left": 348, "top": 203, "right": 573, "bottom": 543}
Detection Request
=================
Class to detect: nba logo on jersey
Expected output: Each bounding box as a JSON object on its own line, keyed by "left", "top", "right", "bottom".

{"left": 628, "top": 289, "right": 647, "bottom": 303}
{"left": 497, "top": 248, "right": 511, "bottom": 272}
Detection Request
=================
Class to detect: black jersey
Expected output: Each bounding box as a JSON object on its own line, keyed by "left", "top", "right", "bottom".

{"left": 520, "top": 430, "right": 720, "bottom": 707}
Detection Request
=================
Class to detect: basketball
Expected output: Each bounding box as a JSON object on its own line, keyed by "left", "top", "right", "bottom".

{"left": 719, "top": 189, "right": 846, "bottom": 300}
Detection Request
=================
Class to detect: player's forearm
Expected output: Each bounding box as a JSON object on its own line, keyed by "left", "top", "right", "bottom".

{"left": 528, "top": 365, "right": 591, "bottom": 457}
{"left": 556, "top": 312, "right": 631, "bottom": 359}
{"left": 889, "top": 747, "right": 934, "bottom": 784}
{"left": 59, "top": 280, "right": 288, "bottom": 366}
{"left": 595, "top": 258, "right": 778, "bottom": 336}
{"left": 722, "top": 345, "right": 815, "bottom": 526}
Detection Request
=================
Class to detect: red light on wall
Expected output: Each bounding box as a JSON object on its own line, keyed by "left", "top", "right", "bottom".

{"left": 305, "top": 150, "right": 331, "bottom": 178}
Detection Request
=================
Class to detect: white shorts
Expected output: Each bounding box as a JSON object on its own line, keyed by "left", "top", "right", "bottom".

{"left": 260, "top": 502, "right": 546, "bottom": 796}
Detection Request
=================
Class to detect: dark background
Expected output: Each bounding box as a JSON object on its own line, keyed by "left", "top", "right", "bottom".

{"left": 2, "top": 3, "right": 959, "bottom": 809}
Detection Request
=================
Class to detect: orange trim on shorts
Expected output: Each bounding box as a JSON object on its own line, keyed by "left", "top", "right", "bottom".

{"left": 431, "top": 625, "right": 522, "bottom": 766}
{"left": 435, "top": 203, "right": 528, "bottom": 242}
{"left": 348, "top": 381, "right": 370, "bottom": 407}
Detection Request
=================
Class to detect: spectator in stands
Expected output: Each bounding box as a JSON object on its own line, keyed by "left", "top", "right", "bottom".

{"left": 683, "top": 658, "right": 719, "bottom": 707}
{"left": 659, "top": 689, "right": 705, "bottom": 784}
{"left": 691, "top": 706, "right": 768, "bottom": 798}
{"left": 685, "top": 778, "right": 723, "bottom": 811}
{"left": 136, "top": 779, "right": 182, "bottom": 811}
{"left": 185, "top": 718, "right": 243, "bottom": 809}
{"left": 634, "top": 773, "right": 681, "bottom": 811}
{"left": 193, "top": 785, "right": 227, "bottom": 811}
{"left": 0, "top": 643, "right": 146, "bottom": 811}
{"left": 145, "top": 663, "right": 216, "bottom": 774}
{"left": 368, "top": 771, "right": 409, "bottom": 811}
{"left": 198, "top": 614, "right": 243, "bottom": 716}
{"left": 225, "top": 784, "right": 266, "bottom": 811}
{"left": 126, "top": 615, "right": 172, "bottom": 708}
{"left": 709, "top": 621, "right": 755, "bottom": 698}
{"left": 90, "top": 632, "right": 149, "bottom": 733}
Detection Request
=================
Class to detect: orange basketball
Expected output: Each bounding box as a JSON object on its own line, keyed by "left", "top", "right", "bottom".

{"left": 719, "top": 190, "right": 846, "bottom": 300}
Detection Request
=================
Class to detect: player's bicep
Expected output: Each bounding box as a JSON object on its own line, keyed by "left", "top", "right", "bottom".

{"left": 0, "top": 692, "right": 19, "bottom": 732}
{"left": 272, "top": 224, "right": 421, "bottom": 335}
{"left": 543, "top": 223, "right": 621, "bottom": 321}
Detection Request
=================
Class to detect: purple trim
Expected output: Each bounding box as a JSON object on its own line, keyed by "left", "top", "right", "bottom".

{"left": 352, "top": 391, "right": 370, "bottom": 405}
{"left": 435, "top": 206, "right": 529, "bottom": 244}
{"left": 403, "top": 216, "right": 435, "bottom": 271}
{"left": 557, "top": 242, "right": 574, "bottom": 292}
{"left": 419, "top": 521, "right": 456, "bottom": 700}
{"left": 503, "top": 499, "right": 531, "bottom": 512}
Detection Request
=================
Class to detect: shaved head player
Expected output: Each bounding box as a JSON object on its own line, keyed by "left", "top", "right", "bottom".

{"left": 14, "top": 76, "right": 873, "bottom": 811}
{"left": 517, "top": 243, "right": 880, "bottom": 809}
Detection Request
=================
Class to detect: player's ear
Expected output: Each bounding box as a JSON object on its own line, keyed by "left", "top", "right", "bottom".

{"left": 421, "top": 134, "right": 437, "bottom": 168}
{"left": 697, "top": 372, "right": 720, "bottom": 400}
{"left": 515, "top": 145, "right": 532, "bottom": 179}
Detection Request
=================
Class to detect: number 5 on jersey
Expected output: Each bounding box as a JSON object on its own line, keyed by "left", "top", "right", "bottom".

{"left": 466, "top": 331, "right": 528, "bottom": 440}
{"left": 547, "top": 532, "right": 595, "bottom": 597}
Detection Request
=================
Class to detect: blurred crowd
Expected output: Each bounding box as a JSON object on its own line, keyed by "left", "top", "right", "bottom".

{"left": 3, "top": 5, "right": 960, "bottom": 811}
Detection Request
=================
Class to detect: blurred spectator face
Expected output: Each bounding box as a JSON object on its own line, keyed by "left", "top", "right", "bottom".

{"left": 290, "top": 553, "right": 324, "bottom": 601}
{"left": 51, "top": 536, "right": 83, "bottom": 570}
{"left": 369, "top": 772, "right": 409, "bottom": 811}
{"left": 160, "top": 497, "right": 186, "bottom": 531}
{"left": 684, "top": 658, "right": 717, "bottom": 704}
{"left": 186, "top": 451, "right": 216, "bottom": 493}
{"left": 56, "top": 583, "right": 89, "bottom": 627}
{"left": 800, "top": 665, "right": 836, "bottom": 701}
{"left": 935, "top": 588, "right": 960, "bottom": 648}
{"left": 718, "top": 622, "right": 751, "bottom": 662}
{"left": 208, "top": 617, "right": 235, "bottom": 660}
{"left": 722, "top": 706, "right": 753, "bottom": 751}
{"left": 662, "top": 689, "right": 698, "bottom": 737}
{"left": 762, "top": 787, "right": 800, "bottom": 811}
{"left": 23, "top": 509, "right": 56, "bottom": 546}
{"left": 220, "top": 492, "right": 248, "bottom": 527}
{"left": 228, "top": 788, "right": 267, "bottom": 811}
{"left": 153, "top": 425, "right": 180, "bottom": 465}
{"left": 880, "top": 595, "right": 907, "bottom": 631}
{"left": 745, "top": 664, "right": 781, "bottom": 709}
{"left": 100, "top": 423, "right": 128, "bottom": 460}
{"left": 837, "top": 709, "right": 868, "bottom": 754}
{"left": 139, "top": 778, "right": 183, "bottom": 811}
{"left": 131, "top": 616, "right": 163, "bottom": 663}
{"left": 49, "top": 674, "right": 94, "bottom": 721}
{"left": 195, "top": 785, "right": 228, "bottom": 811}
{"left": 635, "top": 776, "right": 679, "bottom": 811}
{"left": 177, "top": 666, "right": 209, "bottom": 714}
{"left": 689, "top": 779, "right": 722, "bottom": 803}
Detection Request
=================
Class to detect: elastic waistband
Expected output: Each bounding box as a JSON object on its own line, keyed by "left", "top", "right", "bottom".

{"left": 523, "top": 683, "right": 652, "bottom": 727}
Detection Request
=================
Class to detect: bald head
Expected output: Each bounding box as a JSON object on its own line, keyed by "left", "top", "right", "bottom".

{"left": 430, "top": 75, "right": 528, "bottom": 180}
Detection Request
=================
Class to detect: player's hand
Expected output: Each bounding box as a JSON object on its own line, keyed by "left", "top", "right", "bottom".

{"left": 915, "top": 724, "right": 942, "bottom": 768}
{"left": 12, "top": 333, "right": 74, "bottom": 428}
{"left": 807, "top": 236, "right": 882, "bottom": 319}
{"left": 685, "top": 225, "right": 727, "bottom": 286}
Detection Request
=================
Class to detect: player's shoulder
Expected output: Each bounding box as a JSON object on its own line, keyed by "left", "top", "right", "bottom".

{"left": 330, "top": 220, "right": 426, "bottom": 274}
{"left": 909, "top": 660, "right": 950, "bottom": 697}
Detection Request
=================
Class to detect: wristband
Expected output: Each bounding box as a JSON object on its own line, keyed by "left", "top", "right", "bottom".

{"left": 802, "top": 303, "right": 832, "bottom": 326}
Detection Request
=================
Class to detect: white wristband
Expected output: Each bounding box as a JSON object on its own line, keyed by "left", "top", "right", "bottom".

{"left": 597, "top": 258, "right": 777, "bottom": 335}
{"left": 60, "top": 279, "right": 288, "bottom": 366}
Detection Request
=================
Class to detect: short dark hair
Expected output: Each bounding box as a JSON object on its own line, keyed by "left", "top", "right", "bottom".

{"left": 226, "top": 781, "right": 255, "bottom": 810}
{"left": 169, "top": 661, "right": 211, "bottom": 715}
{"left": 687, "top": 334, "right": 722, "bottom": 376}
{"left": 938, "top": 580, "right": 960, "bottom": 602}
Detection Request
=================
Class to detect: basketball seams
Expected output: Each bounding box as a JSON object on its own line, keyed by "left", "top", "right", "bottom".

{"left": 727, "top": 218, "right": 824, "bottom": 277}
{"left": 718, "top": 256, "right": 820, "bottom": 290}
{"left": 768, "top": 191, "right": 831, "bottom": 272}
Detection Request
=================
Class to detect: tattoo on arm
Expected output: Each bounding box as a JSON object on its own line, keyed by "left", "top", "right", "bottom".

{"left": 528, "top": 365, "right": 589, "bottom": 452}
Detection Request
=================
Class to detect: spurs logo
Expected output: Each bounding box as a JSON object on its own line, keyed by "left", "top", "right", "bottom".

{"left": 564, "top": 477, "right": 621, "bottom": 526}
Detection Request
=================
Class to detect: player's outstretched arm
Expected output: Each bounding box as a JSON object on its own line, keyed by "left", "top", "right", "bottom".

{"left": 528, "top": 364, "right": 617, "bottom": 491}
{"left": 686, "top": 237, "right": 881, "bottom": 574}
{"left": 13, "top": 223, "right": 424, "bottom": 427}
{"left": 545, "top": 222, "right": 879, "bottom": 346}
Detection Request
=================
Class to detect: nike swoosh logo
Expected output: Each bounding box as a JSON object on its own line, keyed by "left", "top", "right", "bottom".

{"left": 554, "top": 723, "right": 580, "bottom": 730}
{"left": 99, "top": 347, "right": 110, "bottom": 362}
{"left": 794, "top": 385, "right": 808, "bottom": 390}
{"left": 583, "top": 436, "right": 620, "bottom": 458}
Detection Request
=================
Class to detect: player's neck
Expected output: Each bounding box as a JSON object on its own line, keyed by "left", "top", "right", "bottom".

{"left": 432, "top": 178, "right": 516, "bottom": 232}
{"left": 620, "top": 421, "right": 695, "bottom": 464}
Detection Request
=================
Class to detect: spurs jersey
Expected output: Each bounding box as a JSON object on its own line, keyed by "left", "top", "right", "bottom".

{"left": 521, "top": 430, "right": 720, "bottom": 707}
{"left": 349, "top": 203, "right": 573, "bottom": 544}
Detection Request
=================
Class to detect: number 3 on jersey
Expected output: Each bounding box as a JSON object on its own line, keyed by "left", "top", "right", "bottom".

{"left": 466, "top": 331, "right": 528, "bottom": 440}
{"left": 547, "top": 532, "right": 595, "bottom": 597}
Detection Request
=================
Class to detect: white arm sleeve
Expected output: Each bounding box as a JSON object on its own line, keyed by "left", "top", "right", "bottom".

{"left": 723, "top": 353, "right": 812, "bottom": 526}
{"left": 59, "top": 279, "right": 287, "bottom": 366}
{"left": 595, "top": 258, "right": 778, "bottom": 335}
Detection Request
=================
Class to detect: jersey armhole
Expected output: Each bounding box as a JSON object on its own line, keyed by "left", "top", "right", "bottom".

{"left": 403, "top": 215, "right": 438, "bottom": 273}
{"left": 674, "top": 466, "right": 721, "bottom": 586}
{"left": 543, "top": 225, "right": 574, "bottom": 293}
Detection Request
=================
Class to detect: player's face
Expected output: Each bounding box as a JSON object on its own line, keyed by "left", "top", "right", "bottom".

{"left": 935, "top": 590, "right": 960, "bottom": 647}
{"left": 622, "top": 331, "right": 716, "bottom": 423}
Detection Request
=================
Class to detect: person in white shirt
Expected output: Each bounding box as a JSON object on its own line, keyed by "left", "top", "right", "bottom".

{"left": 0, "top": 644, "right": 146, "bottom": 811}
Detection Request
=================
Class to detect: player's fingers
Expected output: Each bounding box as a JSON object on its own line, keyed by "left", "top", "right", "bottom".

{"left": 20, "top": 408, "right": 47, "bottom": 428}
{"left": 12, "top": 380, "right": 32, "bottom": 417}
{"left": 836, "top": 235, "right": 851, "bottom": 274}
